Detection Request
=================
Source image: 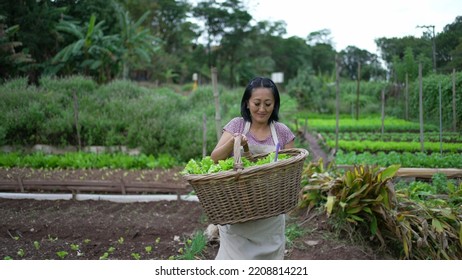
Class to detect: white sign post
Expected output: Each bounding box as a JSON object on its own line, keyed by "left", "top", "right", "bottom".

{"left": 271, "top": 72, "right": 284, "bottom": 83}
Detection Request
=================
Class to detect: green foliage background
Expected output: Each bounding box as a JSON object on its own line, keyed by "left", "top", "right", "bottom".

{"left": 0, "top": 76, "right": 297, "bottom": 162}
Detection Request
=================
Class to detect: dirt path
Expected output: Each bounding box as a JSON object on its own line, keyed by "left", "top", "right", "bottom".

{"left": 301, "top": 131, "right": 328, "bottom": 164}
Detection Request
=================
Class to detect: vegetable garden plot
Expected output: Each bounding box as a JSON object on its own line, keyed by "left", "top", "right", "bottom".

{"left": 301, "top": 116, "right": 462, "bottom": 169}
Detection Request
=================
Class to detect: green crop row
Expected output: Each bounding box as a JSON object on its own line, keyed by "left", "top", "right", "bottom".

{"left": 298, "top": 117, "right": 439, "bottom": 133}
{"left": 321, "top": 132, "right": 462, "bottom": 143}
{"left": 334, "top": 151, "right": 462, "bottom": 168}
{"left": 326, "top": 139, "right": 462, "bottom": 153}
{"left": 0, "top": 152, "right": 178, "bottom": 169}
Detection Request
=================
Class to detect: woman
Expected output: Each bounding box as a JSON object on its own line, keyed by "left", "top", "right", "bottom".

{"left": 210, "top": 77, "right": 295, "bottom": 260}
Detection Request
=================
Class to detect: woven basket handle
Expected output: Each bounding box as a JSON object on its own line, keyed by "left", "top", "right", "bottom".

{"left": 233, "top": 134, "right": 244, "bottom": 171}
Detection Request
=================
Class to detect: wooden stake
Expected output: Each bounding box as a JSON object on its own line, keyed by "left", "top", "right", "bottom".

{"left": 120, "top": 178, "right": 126, "bottom": 195}
{"left": 202, "top": 113, "right": 207, "bottom": 157}
{"left": 453, "top": 69, "right": 457, "bottom": 132}
{"left": 355, "top": 62, "right": 361, "bottom": 120}
{"left": 335, "top": 55, "right": 341, "bottom": 152}
{"left": 381, "top": 89, "right": 385, "bottom": 136}
{"left": 418, "top": 63, "right": 424, "bottom": 152}
{"left": 73, "top": 90, "right": 82, "bottom": 151}
{"left": 17, "top": 177, "right": 24, "bottom": 192}
{"left": 211, "top": 67, "right": 222, "bottom": 142}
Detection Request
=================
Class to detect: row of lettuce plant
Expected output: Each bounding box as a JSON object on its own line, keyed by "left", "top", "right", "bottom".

{"left": 334, "top": 151, "right": 462, "bottom": 168}
{"left": 0, "top": 152, "right": 178, "bottom": 169}
{"left": 296, "top": 116, "right": 439, "bottom": 133}
{"left": 326, "top": 139, "right": 462, "bottom": 153}
{"left": 321, "top": 132, "right": 462, "bottom": 143}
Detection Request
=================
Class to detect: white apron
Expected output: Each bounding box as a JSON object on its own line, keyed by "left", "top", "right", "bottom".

{"left": 215, "top": 122, "right": 285, "bottom": 260}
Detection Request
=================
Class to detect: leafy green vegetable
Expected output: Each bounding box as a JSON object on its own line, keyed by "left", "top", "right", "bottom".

{"left": 181, "top": 153, "right": 291, "bottom": 175}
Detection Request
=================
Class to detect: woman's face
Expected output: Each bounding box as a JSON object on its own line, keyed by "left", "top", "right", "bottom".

{"left": 247, "top": 87, "right": 274, "bottom": 125}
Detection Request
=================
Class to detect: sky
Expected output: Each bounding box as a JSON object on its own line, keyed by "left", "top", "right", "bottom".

{"left": 246, "top": 0, "right": 461, "bottom": 55}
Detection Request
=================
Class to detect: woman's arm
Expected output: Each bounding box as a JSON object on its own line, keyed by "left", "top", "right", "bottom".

{"left": 283, "top": 140, "right": 295, "bottom": 149}
{"left": 211, "top": 131, "right": 248, "bottom": 163}
{"left": 210, "top": 131, "right": 234, "bottom": 163}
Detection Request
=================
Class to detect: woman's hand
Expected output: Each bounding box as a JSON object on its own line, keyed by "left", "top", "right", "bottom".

{"left": 211, "top": 132, "right": 251, "bottom": 163}
{"left": 234, "top": 133, "right": 249, "bottom": 152}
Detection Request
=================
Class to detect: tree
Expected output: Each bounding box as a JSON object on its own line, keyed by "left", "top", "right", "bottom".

{"left": 52, "top": 15, "right": 121, "bottom": 83}
{"left": 121, "top": 0, "right": 197, "bottom": 83}
{"left": 113, "top": 3, "right": 159, "bottom": 79}
{"left": 270, "top": 36, "right": 312, "bottom": 85}
{"left": 0, "top": 16, "right": 34, "bottom": 80}
{"left": 0, "top": 0, "right": 66, "bottom": 83}
{"left": 307, "top": 30, "right": 336, "bottom": 76}
{"left": 56, "top": 0, "right": 122, "bottom": 35}
{"left": 436, "top": 16, "right": 462, "bottom": 72}
{"left": 214, "top": 0, "right": 253, "bottom": 86}
{"left": 339, "top": 46, "right": 386, "bottom": 81}
{"left": 376, "top": 36, "right": 431, "bottom": 73}
{"left": 193, "top": 0, "right": 230, "bottom": 68}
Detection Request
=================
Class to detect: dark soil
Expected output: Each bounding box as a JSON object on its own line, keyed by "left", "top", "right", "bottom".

{"left": 0, "top": 134, "right": 388, "bottom": 260}
{"left": 0, "top": 196, "right": 387, "bottom": 260}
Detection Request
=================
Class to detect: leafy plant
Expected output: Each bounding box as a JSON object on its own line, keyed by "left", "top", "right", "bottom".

{"left": 181, "top": 152, "right": 291, "bottom": 175}
{"left": 17, "top": 248, "right": 25, "bottom": 258}
{"left": 299, "top": 158, "right": 338, "bottom": 211}
{"left": 33, "top": 241, "right": 40, "bottom": 250}
{"left": 47, "top": 235, "right": 58, "bottom": 242}
{"left": 131, "top": 253, "right": 141, "bottom": 260}
{"left": 70, "top": 244, "right": 79, "bottom": 251}
{"left": 99, "top": 252, "right": 109, "bottom": 260}
{"left": 285, "top": 223, "right": 305, "bottom": 248}
{"left": 299, "top": 162, "right": 462, "bottom": 259}
{"left": 175, "top": 231, "right": 207, "bottom": 260}
{"left": 56, "top": 251, "right": 68, "bottom": 259}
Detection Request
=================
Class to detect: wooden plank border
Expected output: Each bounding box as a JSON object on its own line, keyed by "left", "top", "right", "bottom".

{"left": 0, "top": 179, "right": 190, "bottom": 200}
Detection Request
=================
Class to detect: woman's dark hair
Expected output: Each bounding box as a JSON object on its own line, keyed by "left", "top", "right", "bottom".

{"left": 240, "top": 77, "right": 280, "bottom": 124}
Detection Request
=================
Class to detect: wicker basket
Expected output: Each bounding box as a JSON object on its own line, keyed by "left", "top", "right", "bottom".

{"left": 183, "top": 136, "right": 308, "bottom": 225}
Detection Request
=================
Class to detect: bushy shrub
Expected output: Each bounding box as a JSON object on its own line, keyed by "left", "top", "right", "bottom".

{"left": 0, "top": 76, "right": 299, "bottom": 162}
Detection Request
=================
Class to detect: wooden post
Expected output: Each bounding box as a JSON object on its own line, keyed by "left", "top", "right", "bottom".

{"left": 381, "top": 89, "right": 385, "bottom": 136}
{"left": 211, "top": 67, "right": 222, "bottom": 142}
{"left": 405, "top": 73, "right": 409, "bottom": 121}
{"left": 355, "top": 62, "right": 361, "bottom": 120}
{"left": 73, "top": 90, "right": 82, "bottom": 151}
{"left": 453, "top": 69, "right": 457, "bottom": 132}
{"left": 335, "top": 55, "right": 341, "bottom": 152}
{"left": 17, "top": 177, "right": 24, "bottom": 193}
{"left": 202, "top": 113, "right": 207, "bottom": 157}
{"left": 439, "top": 82, "right": 443, "bottom": 154}
{"left": 120, "top": 178, "right": 126, "bottom": 195}
{"left": 418, "top": 63, "right": 424, "bottom": 152}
